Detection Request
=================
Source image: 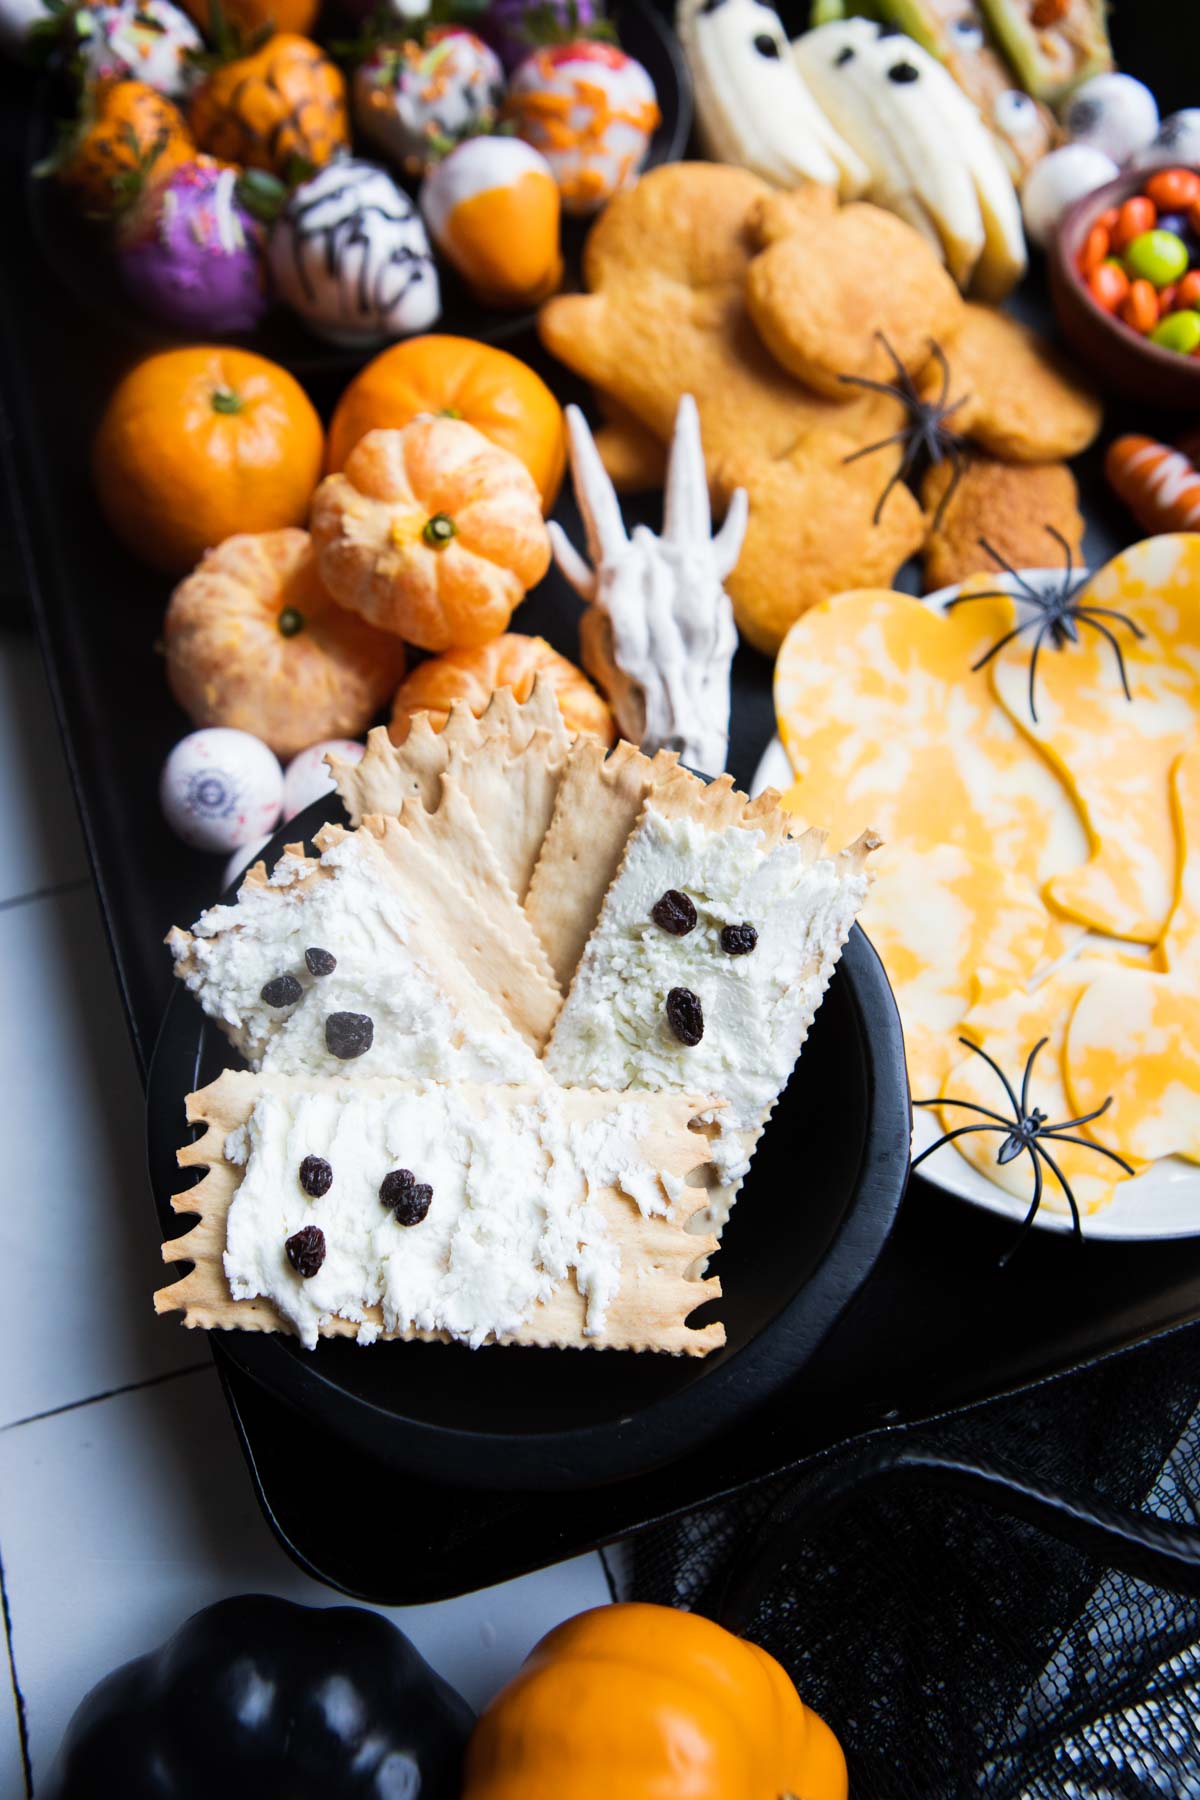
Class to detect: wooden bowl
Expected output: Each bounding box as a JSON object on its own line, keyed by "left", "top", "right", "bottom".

{"left": 1048, "top": 167, "right": 1200, "bottom": 410}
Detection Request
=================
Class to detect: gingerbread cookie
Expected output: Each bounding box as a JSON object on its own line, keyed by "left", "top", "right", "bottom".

{"left": 537, "top": 162, "right": 901, "bottom": 466}
{"left": 919, "top": 302, "right": 1102, "bottom": 463}
{"left": 921, "top": 457, "right": 1085, "bottom": 593}
{"left": 745, "top": 186, "right": 964, "bottom": 399}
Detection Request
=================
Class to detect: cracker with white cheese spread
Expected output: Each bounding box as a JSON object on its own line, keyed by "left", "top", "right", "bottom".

{"left": 156, "top": 1070, "right": 724, "bottom": 1356}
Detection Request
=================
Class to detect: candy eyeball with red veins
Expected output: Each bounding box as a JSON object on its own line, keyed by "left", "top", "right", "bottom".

{"left": 507, "top": 42, "right": 660, "bottom": 216}
{"left": 282, "top": 739, "right": 364, "bottom": 822}
{"left": 1022, "top": 143, "right": 1119, "bottom": 248}
{"left": 353, "top": 28, "right": 505, "bottom": 177}
{"left": 160, "top": 729, "right": 283, "bottom": 854}
{"left": 1064, "top": 73, "right": 1159, "bottom": 167}
{"left": 1131, "top": 109, "right": 1200, "bottom": 171}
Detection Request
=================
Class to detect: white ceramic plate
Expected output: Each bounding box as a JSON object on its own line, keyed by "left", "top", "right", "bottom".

{"left": 753, "top": 571, "right": 1200, "bottom": 1241}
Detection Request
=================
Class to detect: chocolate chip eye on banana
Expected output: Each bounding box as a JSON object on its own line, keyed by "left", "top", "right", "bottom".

{"left": 676, "top": 0, "right": 868, "bottom": 196}
{"left": 793, "top": 18, "right": 1027, "bottom": 300}
{"left": 811, "top": 0, "right": 1060, "bottom": 181}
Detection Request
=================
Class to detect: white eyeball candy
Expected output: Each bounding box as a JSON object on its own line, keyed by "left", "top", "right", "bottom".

{"left": 1064, "top": 73, "right": 1159, "bottom": 167}
{"left": 1131, "top": 109, "right": 1200, "bottom": 171}
{"left": 282, "top": 739, "right": 364, "bottom": 821}
{"left": 160, "top": 729, "right": 283, "bottom": 853}
{"left": 1022, "top": 143, "right": 1119, "bottom": 249}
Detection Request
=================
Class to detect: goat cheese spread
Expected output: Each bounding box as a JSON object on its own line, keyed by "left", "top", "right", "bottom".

{"left": 223, "top": 1084, "right": 668, "bottom": 1348}
{"left": 170, "top": 836, "right": 539, "bottom": 1084}
{"left": 545, "top": 810, "right": 869, "bottom": 1176}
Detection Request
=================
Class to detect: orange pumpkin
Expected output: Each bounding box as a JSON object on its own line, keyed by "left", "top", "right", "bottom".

{"left": 462, "top": 1603, "right": 847, "bottom": 1800}
{"left": 390, "top": 634, "right": 614, "bottom": 742}
{"left": 165, "top": 530, "right": 406, "bottom": 758}
{"left": 326, "top": 336, "right": 566, "bottom": 513}
{"left": 93, "top": 347, "right": 325, "bottom": 574}
{"left": 57, "top": 79, "right": 194, "bottom": 219}
{"left": 179, "top": 0, "right": 318, "bottom": 41}
{"left": 189, "top": 34, "right": 348, "bottom": 176}
{"left": 310, "top": 419, "right": 552, "bottom": 652}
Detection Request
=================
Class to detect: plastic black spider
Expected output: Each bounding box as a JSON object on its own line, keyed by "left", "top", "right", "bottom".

{"left": 912, "top": 1036, "right": 1135, "bottom": 1265}
{"left": 839, "top": 333, "right": 967, "bottom": 529}
{"left": 943, "top": 529, "right": 1147, "bottom": 725}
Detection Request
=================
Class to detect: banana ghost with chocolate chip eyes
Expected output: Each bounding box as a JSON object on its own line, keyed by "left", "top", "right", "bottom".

{"left": 677, "top": 0, "right": 868, "bottom": 195}
{"left": 844, "top": 0, "right": 1057, "bottom": 181}
{"left": 793, "top": 18, "right": 1026, "bottom": 298}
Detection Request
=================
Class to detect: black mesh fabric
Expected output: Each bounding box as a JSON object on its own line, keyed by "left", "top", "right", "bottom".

{"left": 630, "top": 1320, "right": 1200, "bottom": 1797}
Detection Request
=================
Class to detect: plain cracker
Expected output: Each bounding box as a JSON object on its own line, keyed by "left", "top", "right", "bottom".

{"left": 525, "top": 737, "right": 686, "bottom": 987}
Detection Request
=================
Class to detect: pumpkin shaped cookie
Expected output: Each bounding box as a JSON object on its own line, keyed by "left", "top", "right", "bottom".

{"left": 390, "top": 633, "right": 614, "bottom": 742}
{"left": 166, "top": 530, "right": 406, "bottom": 759}
{"left": 310, "top": 418, "right": 552, "bottom": 651}
{"left": 189, "top": 34, "right": 348, "bottom": 176}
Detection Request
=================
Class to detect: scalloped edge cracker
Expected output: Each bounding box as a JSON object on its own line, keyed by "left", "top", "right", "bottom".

{"left": 314, "top": 817, "right": 561, "bottom": 1050}
{"left": 446, "top": 723, "right": 569, "bottom": 904}
{"left": 525, "top": 737, "right": 686, "bottom": 987}
{"left": 155, "top": 1070, "right": 725, "bottom": 1356}
{"left": 360, "top": 772, "right": 559, "bottom": 997}
{"left": 682, "top": 816, "right": 879, "bottom": 1239}
{"left": 329, "top": 676, "right": 568, "bottom": 827}
{"left": 547, "top": 775, "right": 879, "bottom": 1240}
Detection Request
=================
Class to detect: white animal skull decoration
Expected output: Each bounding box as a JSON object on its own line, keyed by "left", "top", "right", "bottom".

{"left": 549, "top": 396, "right": 748, "bottom": 775}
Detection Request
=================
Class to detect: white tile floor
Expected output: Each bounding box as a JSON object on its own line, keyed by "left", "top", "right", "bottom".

{"left": 0, "top": 627, "right": 611, "bottom": 1797}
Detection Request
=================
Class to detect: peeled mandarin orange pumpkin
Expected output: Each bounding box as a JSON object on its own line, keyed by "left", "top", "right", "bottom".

{"left": 326, "top": 335, "right": 566, "bottom": 512}
{"left": 390, "top": 633, "right": 614, "bottom": 742}
{"left": 165, "top": 530, "right": 406, "bottom": 759}
{"left": 93, "top": 347, "right": 324, "bottom": 574}
{"left": 310, "top": 418, "right": 551, "bottom": 652}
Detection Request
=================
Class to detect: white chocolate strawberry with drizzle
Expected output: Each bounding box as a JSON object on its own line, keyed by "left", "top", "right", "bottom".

{"left": 506, "top": 41, "right": 660, "bottom": 216}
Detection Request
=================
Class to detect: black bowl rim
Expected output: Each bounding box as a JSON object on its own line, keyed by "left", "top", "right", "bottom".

{"left": 147, "top": 795, "right": 911, "bottom": 1491}
{"left": 1050, "top": 164, "right": 1200, "bottom": 389}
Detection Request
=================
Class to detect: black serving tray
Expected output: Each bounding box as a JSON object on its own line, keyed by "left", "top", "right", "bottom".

{"left": 5, "top": 3, "right": 1200, "bottom": 1600}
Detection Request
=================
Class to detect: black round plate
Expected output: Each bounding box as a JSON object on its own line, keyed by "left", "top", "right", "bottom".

{"left": 147, "top": 792, "right": 910, "bottom": 1492}
{"left": 26, "top": 0, "right": 691, "bottom": 379}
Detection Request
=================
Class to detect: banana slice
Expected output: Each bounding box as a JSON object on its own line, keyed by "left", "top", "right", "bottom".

{"left": 678, "top": 0, "right": 868, "bottom": 196}
{"left": 858, "top": 31, "right": 1027, "bottom": 299}
{"left": 793, "top": 20, "right": 944, "bottom": 248}
{"left": 826, "top": 25, "right": 985, "bottom": 287}
{"left": 794, "top": 21, "right": 1025, "bottom": 296}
